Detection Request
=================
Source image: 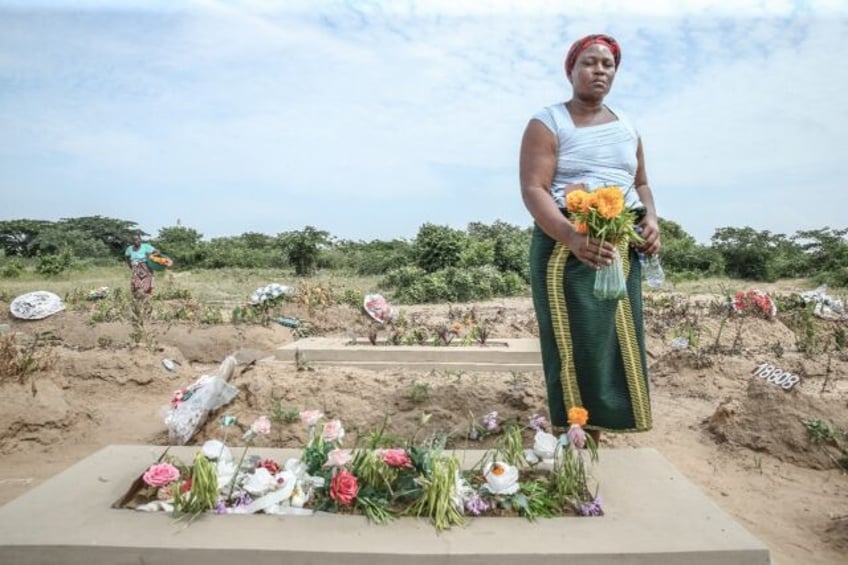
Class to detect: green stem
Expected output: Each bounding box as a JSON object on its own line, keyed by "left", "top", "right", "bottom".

{"left": 226, "top": 435, "right": 254, "bottom": 501}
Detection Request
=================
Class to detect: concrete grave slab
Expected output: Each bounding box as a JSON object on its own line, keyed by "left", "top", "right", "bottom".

{"left": 0, "top": 445, "right": 771, "bottom": 564}
{"left": 276, "top": 337, "right": 544, "bottom": 371}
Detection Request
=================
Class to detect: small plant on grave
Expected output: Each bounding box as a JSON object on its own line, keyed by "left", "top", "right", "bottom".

{"left": 834, "top": 327, "right": 846, "bottom": 352}
{"left": 802, "top": 418, "right": 848, "bottom": 470}
{"left": 669, "top": 317, "right": 702, "bottom": 350}
{"left": 294, "top": 349, "right": 313, "bottom": 372}
{"left": 432, "top": 321, "right": 459, "bottom": 346}
{"left": 270, "top": 401, "right": 301, "bottom": 424}
{"left": 803, "top": 418, "right": 838, "bottom": 445}
{"left": 296, "top": 281, "right": 335, "bottom": 314}
{"left": 200, "top": 305, "right": 225, "bottom": 325}
{"left": 466, "top": 410, "right": 502, "bottom": 441}
{"left": 472, "top": 321, "right": 491, "bottom": 345}
{"left": 406, "top": 380, "right": 431, "bottom": 404}
{"left": 128, "top": 297, "right": 158, "bottom": 351}
{"left": 403, "top": 326, "right": 430, "bottom": 346}
{"left": 0, "top": 332, "right": 55, "bottom": 383}
{"left": 795, "top": 304, "right": 822, "bottom": 357}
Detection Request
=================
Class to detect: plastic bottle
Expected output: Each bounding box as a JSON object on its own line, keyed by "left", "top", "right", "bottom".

{"left": 639, "top": 253, "right": 665, "bottom": 288}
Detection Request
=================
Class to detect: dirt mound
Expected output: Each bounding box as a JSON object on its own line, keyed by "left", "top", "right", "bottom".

{"left": 183, "top": 361, "right": 550, "bottom": 450}
{"left": 706, "top": 377, "right": 848, "bottom": 470}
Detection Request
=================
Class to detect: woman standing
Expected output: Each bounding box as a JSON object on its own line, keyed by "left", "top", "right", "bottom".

{"left": 125, "top": 233, "right": 159, "bottom": 299}
{"left": 519, "top": 34, "right": 661, "bottom": 442}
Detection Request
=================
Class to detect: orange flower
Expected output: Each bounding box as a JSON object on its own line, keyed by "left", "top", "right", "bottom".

{"left": 567, "top": 406, "right": 589, "bottom": 427}
{"left": 593, "top": 186, "right": 624, "bottom": 219}
{"left": 574, "top": 221, "right": 588, "bottom": 235}
{"left": 565, "top": 189, "right": 591, "bottom": 213}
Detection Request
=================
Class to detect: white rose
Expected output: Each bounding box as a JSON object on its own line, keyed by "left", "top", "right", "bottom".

{"left": 201, "top": 439, "right": 232, "bottom": 462}
{"left": 533, "top": 430, "right": 560, "bottom": 462}
{"left": 482, "top": 461, "right": 520, "bottom": 496}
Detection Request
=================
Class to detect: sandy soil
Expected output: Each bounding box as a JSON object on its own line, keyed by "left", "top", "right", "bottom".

{"left": 0, "top": 293, "right": 846, "bottom": 564}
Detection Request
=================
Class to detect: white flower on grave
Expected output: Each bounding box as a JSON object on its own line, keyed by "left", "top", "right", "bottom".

{"left": 201, "top": 439, "right": 232, "bottom": 462}
{"left": 242, "top": 467, "right": 278, "bottom": 496}
{"left": 533, "top": 430, "right": 560, "bottom": 463}
{"left": 215, "top": 459, "right": 238, "bottom": 491}
{"left": 451, "top": 470, "right": 475, "bottom": 511}
{"left": 482, "top": 461, "right": 520, "bottom": 496}
{"left": 524, "top": 449, "right": 540, "bottom": 465}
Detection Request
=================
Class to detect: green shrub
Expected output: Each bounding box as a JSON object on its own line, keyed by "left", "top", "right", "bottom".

{"left": 0, "top": 259, "right": 23, "bottom": 278}
{"left": 36, "top": 250, "right": 73, "bottom": 276}
{"left": 413, "top": 223, "right": 466, "bottom": 273}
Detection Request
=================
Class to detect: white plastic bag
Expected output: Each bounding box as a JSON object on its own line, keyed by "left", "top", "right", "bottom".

{"left": 9, "top": 291, "right": 65, "bottom": 320}
{"left": 164, "top": 356, "right": 239, "bottom": 445}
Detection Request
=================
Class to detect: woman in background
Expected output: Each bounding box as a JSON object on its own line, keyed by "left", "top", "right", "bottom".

{"left": 125, "top": 233, "right": 159, "bottom": 299}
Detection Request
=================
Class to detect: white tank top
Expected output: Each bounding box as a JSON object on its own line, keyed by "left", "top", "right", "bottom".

{"left": 532, "top": 103, "right": 641, "bottom": 209}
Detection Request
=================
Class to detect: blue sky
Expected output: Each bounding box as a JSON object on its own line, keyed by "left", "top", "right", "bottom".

{"left": 1, "top": 0, "right": 846, "bottom": 244}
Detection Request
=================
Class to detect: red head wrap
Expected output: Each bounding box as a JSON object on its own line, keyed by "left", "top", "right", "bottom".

{"left": 564, "top": 34, "right": 621, "bottom": 77}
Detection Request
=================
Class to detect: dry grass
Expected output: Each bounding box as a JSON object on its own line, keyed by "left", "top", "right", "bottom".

{"left": 1, "top": 266, "right": 382, "bottom": 307}
{"left": 0, "top": 332, "right": 55, "bottom": 383}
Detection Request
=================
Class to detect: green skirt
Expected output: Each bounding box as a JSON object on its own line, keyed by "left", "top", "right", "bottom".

{"left": 529, "top": 225, "right": 652, "bottom": 432}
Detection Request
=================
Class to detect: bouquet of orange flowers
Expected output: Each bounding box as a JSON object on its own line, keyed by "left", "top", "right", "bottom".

{"left": 565, "top": 186, "right": 642, "bottom": 300}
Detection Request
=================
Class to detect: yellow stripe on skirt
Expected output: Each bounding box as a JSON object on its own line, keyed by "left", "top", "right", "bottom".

{"left": 529, "top": 225, "right": 652, "bottom": 432}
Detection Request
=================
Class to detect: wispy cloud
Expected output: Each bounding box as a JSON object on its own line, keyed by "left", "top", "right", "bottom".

{"left": 1, "top": 1, "right": 846, "bottom": 241}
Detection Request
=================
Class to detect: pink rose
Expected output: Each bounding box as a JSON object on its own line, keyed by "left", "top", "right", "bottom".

{"left": 322, "top": 419, "right": 345, "bottom": 442}
{"left": 300, "top": 409, "right": 323, "bottom": 428}
{"left": 379, "top": 449, "right": 412, "bottom": 468}
{"left": 142, "top": 462, "right": 180, "bottom": 488}
{"left": 325, "top": 448, "right": 352, "bottom": 468}
{"left": 329, "top": 469, "right": 359, "bottom": 506}
{"left": 567, "top": 424, "right": 587, "bottom": 449}
{"left": 250, "top": 415, "right": 271, "bottom": 436}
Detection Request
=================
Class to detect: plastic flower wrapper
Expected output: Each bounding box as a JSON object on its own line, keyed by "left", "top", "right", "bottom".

{"left": 565, "top": 186, "right": 643, "bottom": 300}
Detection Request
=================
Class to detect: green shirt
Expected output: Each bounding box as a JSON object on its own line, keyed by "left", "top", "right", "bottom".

{"left": 125, "top": 243, "right": 156, "bottom": 266}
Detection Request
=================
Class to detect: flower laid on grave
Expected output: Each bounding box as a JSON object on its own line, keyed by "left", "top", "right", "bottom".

{"left": 730, "top": 289, "right": 777, "bottom": 319}
{"left": 121, "top": 409, "right": 601, "bottom": 530}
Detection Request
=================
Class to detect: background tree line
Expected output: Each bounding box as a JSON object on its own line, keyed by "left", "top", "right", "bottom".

{"left": 0, "top": 215, "right": 846, "bottom": 301}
